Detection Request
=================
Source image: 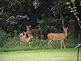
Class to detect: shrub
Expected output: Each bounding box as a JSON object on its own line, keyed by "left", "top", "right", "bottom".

{"left": 0, "top": 30, "right": 8, "bottom": 47}
{"left": 3, "top": 36, "right": 20, "bottom": 48}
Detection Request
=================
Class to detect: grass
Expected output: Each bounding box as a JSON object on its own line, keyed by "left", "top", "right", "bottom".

{"left": 0, "top": 48, "right": 81, "bottom": 61}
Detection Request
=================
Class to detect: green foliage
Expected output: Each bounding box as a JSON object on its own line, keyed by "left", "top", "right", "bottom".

{"left": 0, "top": 30, "right": 7, "bottom": 47}
{"left": 66, "top": 1, "right": 78, "bottom": 20}
{"left": 3, "top": 37, "right": 20, "bottom": 48}
{"left": 65, "top": 37, "right": 77, "bottom": 48}
{"left": 33, "top": 0, "right": 40, "bottom": 9}
{"left": 0, "top": 0, "right": 75, "bottom": 36}
{"left": 0, "top": 29, "right": 76, "bottom": 50}
{"left": 0, "top": 0, "right": 80, "bottom": 50}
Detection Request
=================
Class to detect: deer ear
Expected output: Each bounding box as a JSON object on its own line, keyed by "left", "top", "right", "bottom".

{"left": 26, "top": 25, "right": 31, "bottom": 28}
{"left": 66, "top": 27, "right": 68, "bottom": 29}
{"left": 26, "top": 25, "right": 28, "bottom": 27}
{"left": 29, "top": 25, "right": 31, "bottom": 27}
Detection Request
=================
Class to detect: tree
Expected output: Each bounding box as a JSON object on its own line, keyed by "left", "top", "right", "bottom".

{"left": 0, "top": 0, "right": 79, "bottom": 38}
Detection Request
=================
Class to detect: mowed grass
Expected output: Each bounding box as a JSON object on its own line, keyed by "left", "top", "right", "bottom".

{"left": 0, "top": 48, "right": 81, "bottom": 61}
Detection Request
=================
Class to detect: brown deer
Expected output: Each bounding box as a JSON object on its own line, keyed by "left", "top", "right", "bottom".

{"left": 47, "top": 26, "right": 68, "bottom": 48}
{"left": 31, "top": 28, "right": 40, "bottom": 38}
{"left": 19, "top": 25, "right": 33, "bottom": 46}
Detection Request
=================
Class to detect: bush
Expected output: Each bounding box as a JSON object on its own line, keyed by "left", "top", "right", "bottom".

{"left": 0, "top": 29, "right": 77, "bottom": 50}
{"left": 65, "top": 37, "right": 77, "bottom": 48}
{"left": 3, "top": 37, "right": 20, "bottom": 48}
{"left": 0, "top": 30, "right": 8, "bottom": 47}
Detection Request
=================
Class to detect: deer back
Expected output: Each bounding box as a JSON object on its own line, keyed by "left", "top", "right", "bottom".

{"left": 47, "top": 27, "right": 68, "bottom": 40}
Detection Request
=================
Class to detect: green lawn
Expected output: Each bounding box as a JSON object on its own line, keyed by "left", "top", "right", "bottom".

{"left": 0, "top": 48, "right": 81, "bottom": 61}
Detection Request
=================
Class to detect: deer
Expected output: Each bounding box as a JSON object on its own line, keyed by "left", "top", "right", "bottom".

{"left": 31, "top": 28, "right": 40, "bottom": 38}
{"left": 19, "top": 25, "right": 33, "bottom": 46}
{"left": 47, "top": 26, "right": 68, "bottom": 48}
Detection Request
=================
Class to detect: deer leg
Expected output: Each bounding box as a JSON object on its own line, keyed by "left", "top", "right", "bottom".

{"left": 48, "top": 40, "right": 52, "bottom": 48}
{"left": 20, "top": 42, "right": 22, "bottom": 45}
{"left": 62, "top": 40, "right": 66, "bottom": 48}
{"left": 60, "top": 40, "right": 63, "bottom": 49}
{"left": 20, "top": 41, "right": 24, "bottom": 45}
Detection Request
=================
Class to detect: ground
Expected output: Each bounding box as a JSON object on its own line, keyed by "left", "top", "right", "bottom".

{"left": 0, "top": 48, "right": 81, "bottom": 61}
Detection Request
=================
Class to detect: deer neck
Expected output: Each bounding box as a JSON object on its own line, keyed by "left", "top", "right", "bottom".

{"left": 64, "top": 31, "right": 68, "bottom": 37}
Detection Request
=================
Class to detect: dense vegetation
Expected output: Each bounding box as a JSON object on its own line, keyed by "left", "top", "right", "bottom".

{"left": 0, "top": 0, "right": 81, "bottom": 49}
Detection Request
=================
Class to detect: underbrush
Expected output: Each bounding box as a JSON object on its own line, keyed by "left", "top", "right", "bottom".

{"left": 0, "top": 37, "right": 77, "bottom": 52}
{"left": 0, "top": 30, "right": 77, "bottom": 51}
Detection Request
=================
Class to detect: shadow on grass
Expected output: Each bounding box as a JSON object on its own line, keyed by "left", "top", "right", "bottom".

{"left": 0, "top": 47, "right": 78, "bottom": 52}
